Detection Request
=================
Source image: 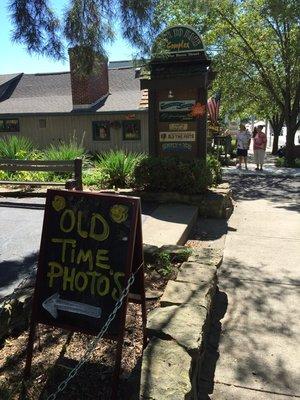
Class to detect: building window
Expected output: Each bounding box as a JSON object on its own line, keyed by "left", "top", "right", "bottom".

{"left": 39, "top": 119, "right": 46, "bottom": 128}
{"left": 0, "top": 118, "right": 19, "bottom": 132}
{"left": 122, "top": 120, "right": 141, "bottom": 140}
{"left": 92, "top": 121, "right": 110, "bottom": 141}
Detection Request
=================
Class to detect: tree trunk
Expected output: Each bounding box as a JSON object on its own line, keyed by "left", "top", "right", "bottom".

{"left": 272, "top": 132, "right": 279, "bottom": 154}
{"left": 270, "top": 113, "right": 284, "bottom": 155}
{"left": 285, "top": 125, "right": 295, "bottom": 166}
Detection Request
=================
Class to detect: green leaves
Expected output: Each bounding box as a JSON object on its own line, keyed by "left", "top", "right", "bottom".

{"left": 9, "top": 0, "right": 63, "bottom": 59}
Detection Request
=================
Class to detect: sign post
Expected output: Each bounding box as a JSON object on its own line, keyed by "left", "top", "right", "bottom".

{"left": 141, "top": 25, "right": 214, "bottom": 160}
{"left": 24, "top": 189, "right": 146, "bottom": 399}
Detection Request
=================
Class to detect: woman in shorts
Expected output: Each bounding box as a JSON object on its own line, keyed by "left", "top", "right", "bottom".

{"left": 236, "top": 124, "right": 251, "bottom": 169}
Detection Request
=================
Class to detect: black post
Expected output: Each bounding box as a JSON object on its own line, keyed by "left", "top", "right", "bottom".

{"left": 148, "top": 89, "right": 157, "bottom": 156}
{"left": 74, "top": 158, "right": 83, "bottom": 190}
{"left": 197, "top": 88, "right": 208, "bottom": 160}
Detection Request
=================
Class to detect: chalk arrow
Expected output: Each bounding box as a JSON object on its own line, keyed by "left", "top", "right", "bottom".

{"left": 42, "top": 293, "right": 102, "bottom": 319}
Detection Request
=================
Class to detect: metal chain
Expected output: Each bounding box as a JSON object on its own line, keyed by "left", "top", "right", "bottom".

{"left": 0, "top": 268, "right": 36, "bottom": 318}
{"left": 46, "top": 263, "right": 143, "bottom": 400}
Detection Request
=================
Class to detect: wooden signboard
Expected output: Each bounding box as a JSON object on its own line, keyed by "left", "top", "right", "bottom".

{"left": 161, "top": 143, "right": 192, "bottom": 153}
{"left": 159, "top": 100, "right": 195, "bottom": 112}
{"left": 24, "top": 189, "right": 146, "bottom": 398}
{"left": 159, "top": 111, "right": 194, "bottom": 122}
{"left": 141, "top": 24, "right": 211, "bottom": 159}
{"left": 152, "top": 25, "right": 205, "bottom": 59}
{"left": 159, "top": 131, "right": 196, "bottom": 142}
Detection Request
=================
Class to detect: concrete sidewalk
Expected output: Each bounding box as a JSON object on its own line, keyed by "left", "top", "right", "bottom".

{"left": 206, "top": 175, "right": 300, "bottom": 399}
{"left": 222, "top": 150, "right": 300, "bottom": 178}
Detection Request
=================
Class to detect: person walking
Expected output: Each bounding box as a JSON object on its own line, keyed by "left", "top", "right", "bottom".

{"left": 253, "top": 125, "right": 267, "bottom": 170}
{"left": 236, "top": 124, "right": 251, "bottom": 169}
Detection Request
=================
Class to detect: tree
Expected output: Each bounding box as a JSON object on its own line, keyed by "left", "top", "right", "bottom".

{"left": 211, "top": 0, "right": 300, "bottom": 164}
{"left": 130, "top": 0, "right": 300, "bottom": 163}
{"left": 8, "top": 0, "right": 158, "bottom": 72}
{"left": 209, "top": 32, "right": 286, "bottom": 154}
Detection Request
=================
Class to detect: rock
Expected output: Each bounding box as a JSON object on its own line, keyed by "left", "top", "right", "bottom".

{"left": 146, "top": 289, "right": 163, "bottom": 300}
{"left": 160, "top": 280, "right": 215, "bottom": 311}
{"left": 147, "top": 304, "right": 207, "bottom": 354}
{"left": 140, "top": 338, "right": 192, "bottom": 400}
{"left": 188, "top": 248, "right": 223, "bottom": 268}
{"left": 0, "top": 286, "right": 34, "bottom": 340}
{"left": 149, "top": 270, "right": 161, "bottom": 281}
{"left": 0, "top": 304, "right": 11, "bottom": 341}
{"left": 159, "top": 245, "right": 191, "bottom": 262}
{"left": 9, "top": 289, "right": 33, "bottom": 334}
{"left": 217, "top": 182, "right": 230, "bottom": 190}
{"left": 143, "top": 244, "right": 159, "bottom": 263}
{"left": 176, "top": 262, "right": 217, "bottom": 285}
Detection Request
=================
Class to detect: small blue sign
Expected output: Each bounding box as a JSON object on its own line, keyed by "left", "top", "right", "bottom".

{"left": 162, "top": 143, "right": 192, "bottom": 152}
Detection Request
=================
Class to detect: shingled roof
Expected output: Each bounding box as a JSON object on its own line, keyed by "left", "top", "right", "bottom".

{"left": 0, "top": 67, "right": 146, "bottom": 115}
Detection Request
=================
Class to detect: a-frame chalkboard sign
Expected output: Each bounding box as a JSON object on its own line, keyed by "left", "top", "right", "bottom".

{"left": 24, "top": 189, "right": 146, "bottom": 399}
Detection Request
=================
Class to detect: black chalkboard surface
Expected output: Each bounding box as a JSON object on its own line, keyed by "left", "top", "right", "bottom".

{"left": 33, "top": 189, "right": 143, "bottom": 336}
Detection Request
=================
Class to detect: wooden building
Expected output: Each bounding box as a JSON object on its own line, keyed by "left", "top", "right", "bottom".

{"left": 0, "top": 26, "right": 212, "bottom": 158}
{"left": 0, "top": 60, "right": 149, "bottom": 153}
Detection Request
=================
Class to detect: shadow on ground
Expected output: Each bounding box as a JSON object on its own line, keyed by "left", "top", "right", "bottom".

{"left": 226, "top": 176, "right": 300, "bottom": 213}
{"left": 197, "top": 256, "right": 300, "bottom": 398}
{"left": 0, "top": 252, "right": 38, "bottom": 298}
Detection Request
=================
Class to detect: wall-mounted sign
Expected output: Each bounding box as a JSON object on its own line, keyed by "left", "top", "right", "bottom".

{"left": 152, "top": 25, "right": 205, "bottom": 58}
{"left": 162, "top": 143, "right": 192, "bottom": 152}
{"left": 159, "top": 111, "right": 194, "bottom": 122}
{"left": 160, "top": 131, "right": 196, "bottom": 142}
{"left": 169, "top": 123, "right": 188, "bottom": 131}
{"left": 159, "top": 100, "right": 195, "bottom": 112}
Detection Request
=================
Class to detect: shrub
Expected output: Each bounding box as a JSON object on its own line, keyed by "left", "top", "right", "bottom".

{"left": 43, "top": 136, "right": 86, "bottom": 161}
{"left": 96, "top": 150, "right": 146, "bottom": 188}
{"left": 275, "top": 157, "right": 300, "bottom": 168}
{"left": 133, "top": 157, "right": 215, "bottom": 194}
{"left": 207, "top": 154, "right": 222, "bottom": 183}
{"left": 0, "top": 135, "right": 34, "bottom": 159}
{"left": 42, "top": 136, "right": 87, "bottom": 181}
{"left": 82, "top": 168, "right": 105, "bottom": 187}
{"left": 275, "top": 157, "right": 285, "bottom": 167}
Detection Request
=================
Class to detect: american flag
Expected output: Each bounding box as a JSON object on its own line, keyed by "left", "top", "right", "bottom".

{"left": 207, "top": 92, "right": 221, "bottom": 123}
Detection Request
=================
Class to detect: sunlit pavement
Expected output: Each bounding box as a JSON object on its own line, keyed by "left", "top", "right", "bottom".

{"left": 202, "top": 175, "right": 300, "bottom": 399}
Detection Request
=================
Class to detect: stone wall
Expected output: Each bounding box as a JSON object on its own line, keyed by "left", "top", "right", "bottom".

{"left": 0, "top": 279, "right": 34, "bottom": 341}
{"left": 119, "top": 183, "right": 233, "bottom": 220}
{"left": 0, "top": 248, "right": 222, "bottom": 400}
{"left": 139, "top": 247, "right": 221, "bottom": 400}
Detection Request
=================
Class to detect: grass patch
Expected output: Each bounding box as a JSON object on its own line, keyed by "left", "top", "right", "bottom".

{"left": 0, "top": 135, "right": 34, "bottom": 159}
{"left": 96, "top": 150, "right": 146, "bottom": 189}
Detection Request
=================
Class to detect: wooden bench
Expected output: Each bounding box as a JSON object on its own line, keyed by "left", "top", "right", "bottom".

{"left": 0, "top": 158, "right": 83, "bottom": 190}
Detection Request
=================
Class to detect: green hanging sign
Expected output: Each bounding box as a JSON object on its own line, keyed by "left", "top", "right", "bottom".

{"left": 152, "top": 25, "right": 204, "bottom": 59}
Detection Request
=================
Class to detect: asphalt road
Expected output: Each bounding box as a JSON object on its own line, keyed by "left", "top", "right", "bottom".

{"left": 0, "top": 197, "right": 156, "bottom": 299}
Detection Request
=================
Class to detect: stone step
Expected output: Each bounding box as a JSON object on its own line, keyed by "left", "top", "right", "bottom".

{"left": 142, "top": 204, "right": 198, "bottom": 247}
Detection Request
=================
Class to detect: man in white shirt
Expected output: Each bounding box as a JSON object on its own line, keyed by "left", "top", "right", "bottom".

{"left": 236, "top": 124, "right": 251, "bottom": 169}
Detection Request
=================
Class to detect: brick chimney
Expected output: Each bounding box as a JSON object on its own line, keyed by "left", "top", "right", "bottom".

{"left": 69, "top": 47, "right": 109, "bottom": 109}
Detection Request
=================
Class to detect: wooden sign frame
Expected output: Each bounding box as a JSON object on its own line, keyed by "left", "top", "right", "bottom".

{"left": 24, "top": 189, "right": 146, "bottom": 400}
